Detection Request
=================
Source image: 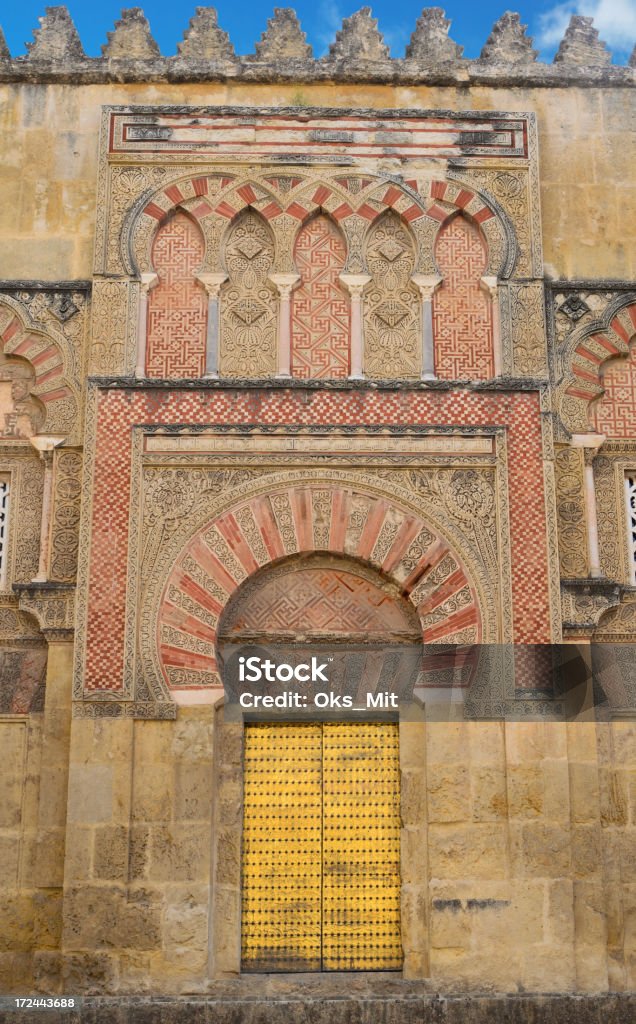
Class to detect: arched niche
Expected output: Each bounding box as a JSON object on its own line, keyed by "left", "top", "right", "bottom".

{"left": 146, "top": 210, "right": 208, "bottom": 378}
{"left": 219, "top": 208, "right": 277, "bottom": 377}
{"left": 432, "top": 214, "right": 494, "bottom": 380}
{"left": 291, "top": 214, "right": 349, "bottom": 379}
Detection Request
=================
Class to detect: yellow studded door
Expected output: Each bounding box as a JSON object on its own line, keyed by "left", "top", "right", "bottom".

{"left": 241, "top": 723, "right": 323, "bottom": 971}
{"left": 241, "top": 722, "right": 402, "bottom": 972}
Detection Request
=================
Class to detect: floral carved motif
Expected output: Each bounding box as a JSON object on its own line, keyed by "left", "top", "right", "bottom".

{"left": 364, "top": 214, "right": 419, "bottom": 378}
{"left": 220, "top": 210, "right": 277, "bottom": 376}
{"left": 50, "top": 450, "right": 82, "bottom": 582}
{"left": 555, "top": 447, "right": 588, "bottom": 578}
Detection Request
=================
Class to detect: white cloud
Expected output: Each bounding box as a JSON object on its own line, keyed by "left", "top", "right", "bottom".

{"left": 537, "top": 0, "right": 636, "bottom": 54}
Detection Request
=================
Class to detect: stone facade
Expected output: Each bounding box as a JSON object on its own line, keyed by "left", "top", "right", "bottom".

{"left": 0, "top": 5, "right": 635, "bottom": 1013}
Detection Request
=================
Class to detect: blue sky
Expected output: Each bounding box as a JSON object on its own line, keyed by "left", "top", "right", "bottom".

{"left": 1, "top": 0, "right": 634, "bottom": 61}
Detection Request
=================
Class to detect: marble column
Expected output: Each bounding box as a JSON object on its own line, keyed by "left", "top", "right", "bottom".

{"left": 571, "top": 433, "right": 606, "bottom": 579}
{"left": 29, "top": 435, "right": 65, "bottom": 583}
{"left": 480, "top": 275, "right": 502, "bottom": 378}
{"left": 196, "top": 272, "right": 228, "bottom": 377}
{"left": 268, "top": 273, "right": 301, "bottom": 378}
{"left": 339, "top": 274, "right": 371, "bottom": 380}
{"left": 411, "top": 274, "right": 442, "bottom": 380}
{"left": 134, "top": 272, "right": 159, "bottom": 378}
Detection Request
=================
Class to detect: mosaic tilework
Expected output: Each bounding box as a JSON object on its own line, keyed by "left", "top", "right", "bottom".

{"left": 83, "top": 388, "right": 548, "bottom": 692}
{"left": 432, "top": 216, "right": 494, "bottom": 380}
{"left": 292, "top": 216, "right": 349, "bottom": 379}
{"left": 146, "top": 212, "right": 207, "bottom": 377}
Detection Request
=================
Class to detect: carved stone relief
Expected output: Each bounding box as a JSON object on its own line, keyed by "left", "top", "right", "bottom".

{"left": 0, "top": 291, "right": 85, "bottom": 443}
{"left": 131, "top": 452, "right": 505, "bottom": 701}
{"left": 555, "top": 446, "right": 588, "bottom": 578}
{"left": 50, "top": 449, "right": 82, "bottom": 583}
{"left": 594, "top": 446, "right": 636, "bottom": 584}
{"left": 499, "top": 281, "right": 547, "bottom": 377}
{"left": 0, "top": 450, "right": 44, "bottom": 588}
{"left": 364, "top": 213, "right": 420, "bottom": 378}
{"left": 0, "top": 354, "right": 44, "bottom": 438}
{"left": 220, "top": 210, "right": 277, "bottom": 376}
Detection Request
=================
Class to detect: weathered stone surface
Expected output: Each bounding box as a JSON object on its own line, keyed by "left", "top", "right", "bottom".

{"left": 0, "top": 26, "right": 10, "bottom": 60}
{"left": 328, "top": 7, "right": 390, "bottom": 63}
{"left": 102, "top": 8, "right": 160, "bottom": 60}
{"left": 480, "top": 12, "right": 538, "bottom": 64}
{"left": 176, "top": 7, "right": 234, "bottom": 61}
{"left": 554, "top": 15, "right": 611, "bottom": 67}
{"left": 254, "top": 8, "right": 312, "bottom": 60}
{"left": 405, "top": 7, "right": 463, "bottom": 63}
{"left": 26, "top": 7, "right": 84, "bottom": 61}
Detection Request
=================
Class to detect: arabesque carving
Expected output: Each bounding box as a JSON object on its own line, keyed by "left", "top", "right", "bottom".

{"left": 364, "top": 213, "right": 420, "bottom": 378}
{"left": 555, "top": 447, "right": 588, "bottom": 578}
{"left": 50, "top": 449, "right": 82, "bottom": 582}
{"left": 220, "top": 210, "right": 277, "bottom": 376}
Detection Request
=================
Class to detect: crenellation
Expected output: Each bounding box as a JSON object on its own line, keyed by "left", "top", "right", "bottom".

{"left": 253, "top": 8, "right": 312, "bottom": 61}
{"left": 176, "top": 7, "right": 235, "bottom": 62}
{"left": 405, "top": 8, "right": 464, "bottom": 65}
{"left": 480, "top": 12, "right": 538, "bottom": 65}
{"left": 26, "top": 6, "right": 84, "bottom": 62}
{"left": 328, "top": 7, "right": 391, "bottom": 64}
{"left": 0, "top": 5, "right": 632, "bottom": 81}
{"left": 0, "top": 26, "right": 9, "bottom": 60}
{"left": 101, "top": 7, "right": 160, "bottom": 61}
{"left": 554, "top": 14, "right": 612, "bottom": 67}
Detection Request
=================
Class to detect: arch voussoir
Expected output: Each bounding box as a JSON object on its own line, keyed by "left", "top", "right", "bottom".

{"left": 156, "top": 483, "right": 482, "bottom": 696}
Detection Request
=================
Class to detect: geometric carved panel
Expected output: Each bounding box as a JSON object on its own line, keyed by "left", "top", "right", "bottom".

{"left": 221, "top": 560, "right": 420, "bottom": 639}
{"left": 146, "top": 212, "right": 207, "bottom": 378}
{"left": 593, "top": 346, "right": 636, "bottom": 438}
{"left": 433, "top": 215, "right": 494, "bottom": 380}
{"left": 292, "top": 216, "right": 349, "bottom": 379}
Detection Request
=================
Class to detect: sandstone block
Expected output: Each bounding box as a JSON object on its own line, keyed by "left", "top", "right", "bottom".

{"left": 401, "top": 770, "right": 427, "bottom": 827}
{"left": 470, "top": 767, "right": 508, "bottom": 821}
{"left": 148, "top": 824, "right": 210, "bottom": 882}
{"left": 174, "top": 763, "right": 213, "bottom": 821}
{"left": 428, "top": 824, "right": 509, "bottom": 880}
{"left": 522, "top": 824, "right": 572, "bottom": 876}
{"left": 67, "top": 765, "right": 112, "bottom": 824}
{"left": 569, "top": 762, "right": 601, "bottom": 821}
{"left": 427, "top": 765, "right": 471, "bottom": 823}
{"left": 93, "top": 824, "right": 129, "bottom": 881}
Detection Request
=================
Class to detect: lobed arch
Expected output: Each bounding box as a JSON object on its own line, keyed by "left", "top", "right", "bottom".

{"left": 0, "top": 296, "right": 78, "bottom": 438}
{"left": 126, "top": 169, "right": 512, "bottom": 281}
{"left": 560, "top": 296, "right": 636, "bottom": 434}
{"left": 140, "top": 478, "right": 493, "bottom": 704}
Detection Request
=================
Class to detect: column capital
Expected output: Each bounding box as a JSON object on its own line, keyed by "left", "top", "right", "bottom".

{"left": 571, "top": 432, "right": 606, "bottom": 451}
{"left": 29, "top": 435, "right": 65, "bottom": 461}
{"left": 410, "top": 274, "right": 442, "bottom": 300}
{"left": 268, "top": 273, "right": 301, "bottom": 299}
{"left": 339, "top": 273, "right": 371, "bottom": 298}
{"left": 139, "top": 271, "right": 159, "bottom": 293}
{"left": 479, "top": 275, "right": 498, "bottom": 299}
{"left": 196, "top": 271, "right": 228, "bottom": 297}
